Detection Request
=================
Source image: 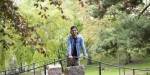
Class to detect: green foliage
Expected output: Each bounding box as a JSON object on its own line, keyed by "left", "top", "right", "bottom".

{"left": 0, "top": 0, "right": 149, "bottom": 71}
{"left": 17, "top": 0, "right": 72, "bottom": 64}
{"left": 0, "top": 0, "right": 72, "bottom": 71}
{"left": 86, "top": 0, "right": 144, "bottom": 19}
{"left": 15, "top": 44, "right": 34, "bottom": 65}
{"left": 0, "top": 17, "right": 35, "bottom": 70}
{"left": 102, "top": 0, "right": 122, "bottom": 7}
{"left": 87, "top": 4, "right": 101, "bottom": 18}
{"left": 74, "top": 19, "right": 83, "bottom": 32}
{"left": 92, "top": 15, "right": 150, "bottom": 64}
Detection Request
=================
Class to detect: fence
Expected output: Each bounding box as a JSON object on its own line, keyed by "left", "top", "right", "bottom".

{"left": 0, "top": 58, "right": 150, "bottom": 75}
{"left": 0, "top": 59, "right": 65, "bottom": 75}
{"left": 86, "top": 58, "right": 150, "bottom": 75}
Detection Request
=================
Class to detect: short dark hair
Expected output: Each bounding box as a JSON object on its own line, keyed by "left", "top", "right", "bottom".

{"left": 70, "top": 25, "right": 78, "bottom": 30}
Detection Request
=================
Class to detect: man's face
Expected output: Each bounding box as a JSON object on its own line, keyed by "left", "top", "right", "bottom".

{"left": 71, "top": 28, "right": 78, "bottom": 37}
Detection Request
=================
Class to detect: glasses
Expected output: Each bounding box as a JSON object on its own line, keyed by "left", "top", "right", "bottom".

{"left": 71, "top": 29, "right": 77, "bottom": 31}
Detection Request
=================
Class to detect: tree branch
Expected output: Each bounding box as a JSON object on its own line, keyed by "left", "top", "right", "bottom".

{"left": 138, "top": 3, "right": 150, "bottom": 19}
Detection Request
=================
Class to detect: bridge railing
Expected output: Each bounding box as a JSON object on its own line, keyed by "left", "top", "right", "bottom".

{"left": 86, "top": 58, "right": 150, "bottom": 75}
{"left": 0, "top": 58, "right": 65, "bottom": 75}
{"left": 0, "top": 57, "right": 150, "bottom": 75}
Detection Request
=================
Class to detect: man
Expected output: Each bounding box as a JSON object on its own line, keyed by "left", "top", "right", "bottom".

{"left": 67, "top": 25, "right": 88, "bottom": 66}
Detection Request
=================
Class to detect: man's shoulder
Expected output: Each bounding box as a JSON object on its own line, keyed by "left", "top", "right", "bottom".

{"left": 77, "top": 34, "right": 83, "bottom": 39}
{"left": 67, "top": 35, "right": 71, "bottom": 40}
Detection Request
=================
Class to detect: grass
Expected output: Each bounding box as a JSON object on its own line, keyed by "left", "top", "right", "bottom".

{"left": 84, "top": 56, "right": 150, "bottom": 75}
{"left": 85, "top": 64, "right": 150, "bottom": 75}
{"left": 85, "top": 65, "right": 120, "bottom": 75}
{"left": 85, "top": 65, "right": 99, "bottom": 75}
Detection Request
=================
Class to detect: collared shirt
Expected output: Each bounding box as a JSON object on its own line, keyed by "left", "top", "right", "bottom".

{"left": 67, "top": 34, "right": 87, "bottom": 57}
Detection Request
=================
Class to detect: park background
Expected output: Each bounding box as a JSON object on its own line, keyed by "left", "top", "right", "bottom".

{"left": 0, "top": 0, "right": 150, "bottom": 75}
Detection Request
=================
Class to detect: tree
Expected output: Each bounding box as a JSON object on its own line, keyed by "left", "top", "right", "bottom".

{"left": 91, "top": 15, "right": 150, "bottom": 64}
{"left": 86, "top": 0, "right": 144, "bottom": 18}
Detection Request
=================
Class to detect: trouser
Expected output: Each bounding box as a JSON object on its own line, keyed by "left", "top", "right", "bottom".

{"left": 67, "top": 56, "right": 79, "bottom": 67}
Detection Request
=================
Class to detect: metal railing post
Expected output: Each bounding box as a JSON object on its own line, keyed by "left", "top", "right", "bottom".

{"left": 123, "top": 68, "right": 125, "bottom": 75}
{"left": 4, "top": 71, "right": 6, "bottom": 75}
{"left": 14, "top": 68, "right": 16, "bottom": 75}
{"left": 59, "top": 59, "right": 64, "bottom": 72}
{"left": 133, "top": 69, "right": 135, "bottom": 75}
{"left": 99, "top": 62, "right": 102, "bottom": 75}
{"left": 119, "top": 67, "right": 121, "bottom": 75}
{"left": 20, "top": 63, "right": 23, "bottom": 73}
{"left": 44, "top": 65, "right": 47, "bottom": 75}
{"left": 146, "top": 72, "right": 148, "bottom": 75}
{"left": 54, "top": 59, "right": 56, "bottom": 65}
{"left": 33, "top": 63, "right": 35, "bottom": 75}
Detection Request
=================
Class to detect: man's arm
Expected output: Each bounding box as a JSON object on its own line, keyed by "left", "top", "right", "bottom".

{"left": 67, "top": 36, "right": 72, "bottom": 57}
{"left": 81, "top": 36, "right": 88, "bottom": 57}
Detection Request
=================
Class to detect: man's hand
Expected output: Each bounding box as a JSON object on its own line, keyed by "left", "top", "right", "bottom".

{"left": 83, "top": 54, "right": 88, "bottom": 59}
{"left": 68, "top": 55, "right": 73, "bottom": 58}
{"left": 85, "top": 53, "right": 88, "bottom": 57}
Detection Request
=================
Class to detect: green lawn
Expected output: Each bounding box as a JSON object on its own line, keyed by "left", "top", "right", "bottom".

{"left": 85, "top": 57, "right": 150, "bottom": 75}
{"left": 85, "top": 64, "right": 150, "bottom": 75}
{"left": 85, "top": 65, "right": 121, "bottom": 75}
